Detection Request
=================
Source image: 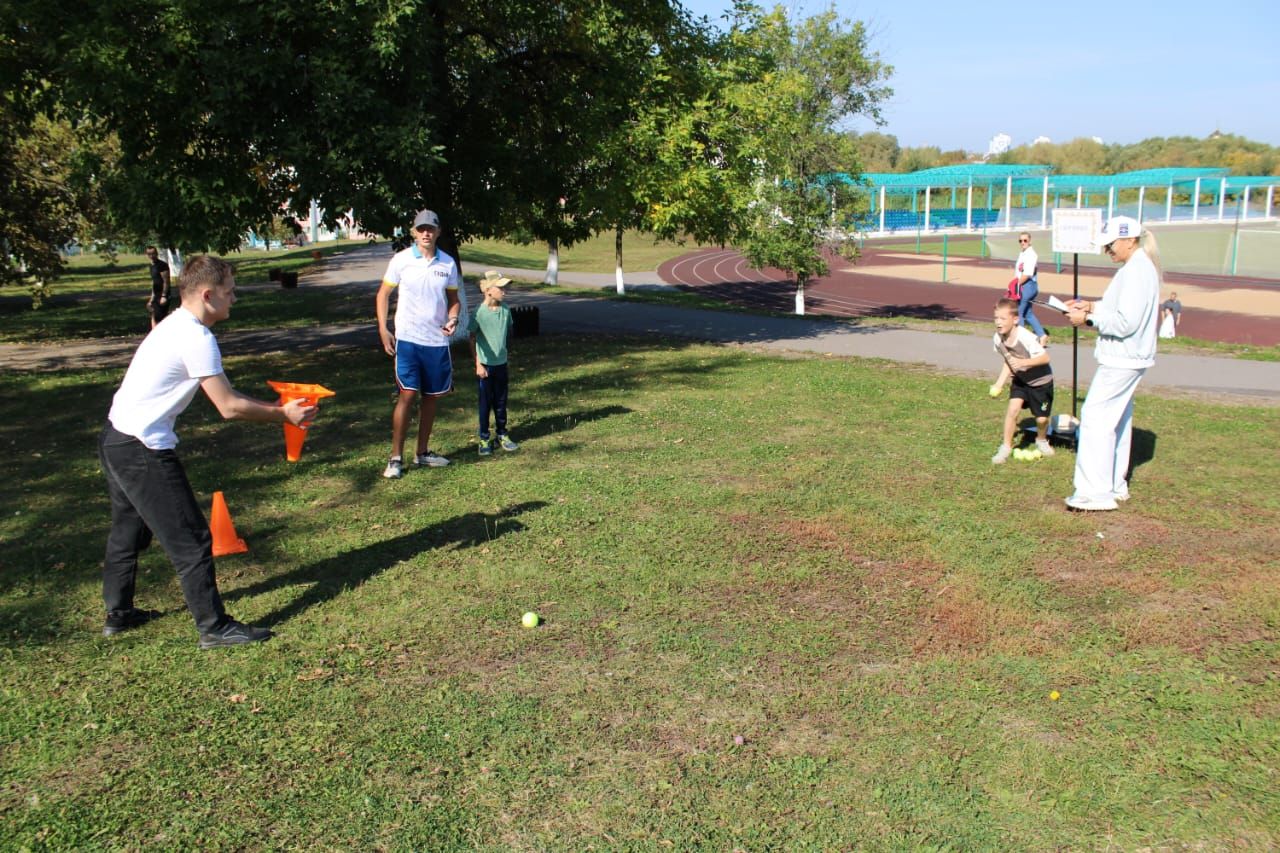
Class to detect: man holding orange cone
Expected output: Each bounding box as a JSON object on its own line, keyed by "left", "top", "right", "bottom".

{"left": 99, "top": 255, "right": 316, "bottom": 648}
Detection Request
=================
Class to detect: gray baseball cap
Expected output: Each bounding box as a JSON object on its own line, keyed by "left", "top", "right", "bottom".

{"left": 412, "top": 209, "right": 441, "bottom": 229}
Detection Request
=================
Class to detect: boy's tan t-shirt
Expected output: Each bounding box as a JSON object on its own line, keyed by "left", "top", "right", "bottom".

{"left": 993, "top": 326, "right": 1052, "bottom": 386}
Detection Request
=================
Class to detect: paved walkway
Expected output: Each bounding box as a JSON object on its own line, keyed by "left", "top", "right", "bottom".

{"left": 3, "top": 244, "right": 1277, "bottom": 403}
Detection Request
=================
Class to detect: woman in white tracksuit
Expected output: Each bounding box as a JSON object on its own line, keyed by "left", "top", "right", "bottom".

{"left": 1064, "top": 216, "right": 1161, "bottom": 511}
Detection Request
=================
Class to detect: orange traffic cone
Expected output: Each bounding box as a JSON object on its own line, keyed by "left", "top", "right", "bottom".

{"left": 210, "top": 491, "right": 249, "bottom": 557}
{"left": 283, "top": 422, "right": 307, "bottom": 462}
{"left": 267, "top": 381, "right": 336, "bottom": 462}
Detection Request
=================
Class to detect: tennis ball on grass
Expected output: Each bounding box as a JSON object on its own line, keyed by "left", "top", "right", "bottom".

{"left": 521, "top": 611, "right": 540, "bottom": 628}
{"left": 1050, "top": 690, "right": 1061, "bottom": 701}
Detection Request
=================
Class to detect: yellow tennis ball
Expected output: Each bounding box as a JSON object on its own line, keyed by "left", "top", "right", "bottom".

{"left": 521, "top": 611, "right": 540, "bottom": 628}
{"left": 1049, "top": 690, "right": 1061, "bottom": 701}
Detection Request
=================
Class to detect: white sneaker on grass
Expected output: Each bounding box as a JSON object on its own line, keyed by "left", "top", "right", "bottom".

{"left": 1064, "top": 494, "right": 1118, "bottom": 512}
{"left": 382, "top": 458, "right": 403, "bottom": 479}
{"left": 1035, "top": 438, "right": 1055, "bottom": 456}
{"left": 991, "top": 444, "right": 1012, "bottom": 465}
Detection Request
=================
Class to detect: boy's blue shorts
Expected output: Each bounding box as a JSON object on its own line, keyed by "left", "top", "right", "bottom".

{"left": 395, "top": 340, "right": 453, "bottom": 396}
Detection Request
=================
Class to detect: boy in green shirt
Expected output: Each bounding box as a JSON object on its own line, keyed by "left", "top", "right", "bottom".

{"left": 467, "top": 271, "right": 519, "bottom": 456}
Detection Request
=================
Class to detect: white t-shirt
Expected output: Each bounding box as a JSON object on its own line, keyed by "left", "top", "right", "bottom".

{"left": 381, "top": 245, "right": 462, "bottom": 346}
{"left": 108, "top": 307, "right": 223, "bottom": 449}
{"left": 1015, "top": 246, "right": 1038, "bottom": 281}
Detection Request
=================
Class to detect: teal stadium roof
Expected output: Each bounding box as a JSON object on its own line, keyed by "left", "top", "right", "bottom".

{"left": 824, "top": 165, "right": 1280, "bottom": 194}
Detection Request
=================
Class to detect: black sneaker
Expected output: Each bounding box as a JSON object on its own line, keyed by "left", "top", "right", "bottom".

{"left": 103, "top": 608, "right": 161, "bottom": 637}
{"left": 198, "top": 619, "right": 273, "bottom": 649}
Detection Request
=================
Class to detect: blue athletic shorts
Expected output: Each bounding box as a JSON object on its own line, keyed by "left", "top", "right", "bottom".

{"left": 395, "top": 340, "right": 453, "bottom": 396}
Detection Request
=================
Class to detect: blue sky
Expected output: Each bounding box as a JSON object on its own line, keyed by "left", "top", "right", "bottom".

{"left": 679, "top": 0, "right": 1280, "bottom": 151}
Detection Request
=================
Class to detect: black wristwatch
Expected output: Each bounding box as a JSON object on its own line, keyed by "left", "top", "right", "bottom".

{"left": 1085, "top": 315, "right": 1095, "bottom": 328}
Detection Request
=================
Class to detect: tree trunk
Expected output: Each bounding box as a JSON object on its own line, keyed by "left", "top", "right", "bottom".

{"left": 615, "top": 226, "right": 625, "bottom": 295}
{"left": 545, "top": 238, "right": 559, "bottom": 285}
{"left": 166, "top": 248, "right": 184, "bottom": 278}
{"left": 794, "top": 280, "right": 805, "bottom": 316}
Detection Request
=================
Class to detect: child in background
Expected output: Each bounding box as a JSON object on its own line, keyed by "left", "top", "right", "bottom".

{"left": 467, "top": 271, "right": 519, "bottom": 456}
{"left": 989, "top": 297, "right": 1055, "bottom": 464}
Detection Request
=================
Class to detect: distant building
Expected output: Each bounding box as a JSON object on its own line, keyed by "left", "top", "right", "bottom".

{"left": 987, "top": 133, "right": 1012, "bottom": 157}
{"left": 1032, "top": 135, "right": 1052, "bottom": 145}
{"left": 1091, "top": 136, "right": 1104, "bottom": 145}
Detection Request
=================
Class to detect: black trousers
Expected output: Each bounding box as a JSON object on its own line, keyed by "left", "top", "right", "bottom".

{"left": 99, "top": 424, "right": 227, "bottom": 632}
{"left": 477, "top": 363, "right": 509, "bottom": 439}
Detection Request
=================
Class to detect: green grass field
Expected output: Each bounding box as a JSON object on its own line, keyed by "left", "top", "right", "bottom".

{"left": 461, "top": 231, "right": 703, "bottom": 273}
{"left": 2, "top": 336, "right": 1277, "bottom": 848}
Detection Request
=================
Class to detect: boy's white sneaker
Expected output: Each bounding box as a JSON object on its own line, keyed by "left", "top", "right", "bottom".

{"left": 382, "top": 458, "right": 404, "bottom": 479}
{"left": 1035, "top": 438, "right": 1055, "bottom": 456}
{"left": 991, "top": 444, "right": 1012, "bottom": 464}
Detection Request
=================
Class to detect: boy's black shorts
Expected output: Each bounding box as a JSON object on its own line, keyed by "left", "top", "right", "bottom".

{"left": 1011, "top": 380, "right": 1053, "bottom": 419}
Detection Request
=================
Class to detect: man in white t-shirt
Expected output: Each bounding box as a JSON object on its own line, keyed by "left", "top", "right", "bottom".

{"left": 375, "top": 209, "right": 463, "bottom": 479}
{"left": 100, "top": 255, "right": 316, "bottom": 647}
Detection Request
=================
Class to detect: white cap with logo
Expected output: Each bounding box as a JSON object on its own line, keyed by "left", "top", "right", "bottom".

{"left": 1100, "top": 215, "right": 1141, "bottom": 245}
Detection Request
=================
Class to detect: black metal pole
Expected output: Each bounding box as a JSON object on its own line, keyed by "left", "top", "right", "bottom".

{"left": 1072, "top": 253, "right": 1079, "bottom": 421}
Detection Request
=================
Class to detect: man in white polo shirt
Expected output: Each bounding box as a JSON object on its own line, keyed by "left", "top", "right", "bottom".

{"left": 100, "top": 255, "right": 317, "bottom": 647}
{"left": 375, "top": 209, "right": 463, "bottom": 479}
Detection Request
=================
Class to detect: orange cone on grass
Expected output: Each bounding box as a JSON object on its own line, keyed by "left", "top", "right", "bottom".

{"left": 267, "top": 381, "right": 335, "bottom": 462}
{"left": 210, "top": 491, "right": 249, "bottom": 557}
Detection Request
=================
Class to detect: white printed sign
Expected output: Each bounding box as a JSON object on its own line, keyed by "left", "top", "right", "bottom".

{"left": 1052, "top": 208, "right": 1103, "bottom": 254}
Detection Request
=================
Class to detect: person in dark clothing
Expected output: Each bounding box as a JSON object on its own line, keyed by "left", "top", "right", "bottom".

{"left": 144, "top": 246, "right": 172, "bottom": 329}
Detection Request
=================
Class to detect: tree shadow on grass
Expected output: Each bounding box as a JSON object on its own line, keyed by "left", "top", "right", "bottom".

{"left": 222, "top": 501, "right": 547, "bottom": 629}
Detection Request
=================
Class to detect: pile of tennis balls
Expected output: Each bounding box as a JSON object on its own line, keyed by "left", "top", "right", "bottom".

{"left": 1012, "top": 447, "right": 1043, "bottom": 461}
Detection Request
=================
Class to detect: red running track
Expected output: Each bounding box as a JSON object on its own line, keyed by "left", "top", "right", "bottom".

{"left": 658, "top": 248, "right": 1280, "bottom": 346}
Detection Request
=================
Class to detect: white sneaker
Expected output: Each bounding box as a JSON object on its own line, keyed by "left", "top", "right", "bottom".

{"left": 382, "top": 458, "right": 403, "bottom": 479}
{"left": 991, "top": 444, "right": 1012, "bottom": 464}
{"left": 1113, "top": 486, "right": 1130, "bottom": 502}
{"left": 1035, "top": 439, "right": 1055, "bottom": 456}
{"left": 1064, "top": 494, "right": 1118, "bottom": 512}
{"left": 413, "top": 451, "right": 451, "bottom": 467}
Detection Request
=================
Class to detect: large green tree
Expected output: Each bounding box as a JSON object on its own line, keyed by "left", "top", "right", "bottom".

{"left": 731, "top": 5, "right": 891, "bottom": 313}
{"left": 3, "top": 0, "right": 715, "bottom": 273}
{"left": 0, "top": 103, "right": 111, "bottom": 298}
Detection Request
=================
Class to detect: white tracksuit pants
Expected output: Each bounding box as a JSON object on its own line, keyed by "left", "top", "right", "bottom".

{"left": 1072, "top": 364, "right": 1146, "bottom": 501}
